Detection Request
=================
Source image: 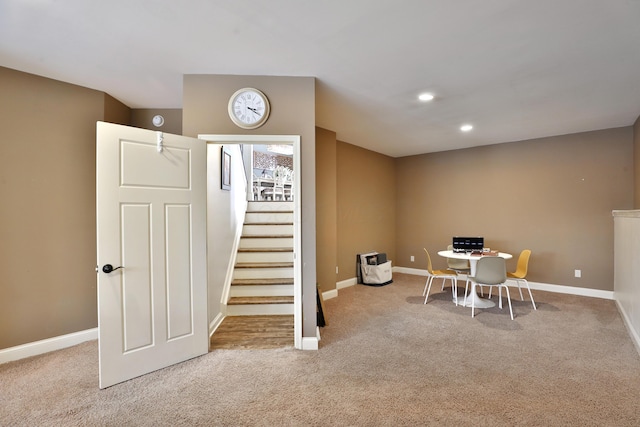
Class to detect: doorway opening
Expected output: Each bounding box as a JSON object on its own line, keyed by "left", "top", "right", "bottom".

{"left": 198, "top": 134, "right": 302, "bottom": 350}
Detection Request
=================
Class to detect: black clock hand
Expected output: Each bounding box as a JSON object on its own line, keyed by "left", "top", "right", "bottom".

{"left": 247, "top": 107, "right": 262, "bottom": 117}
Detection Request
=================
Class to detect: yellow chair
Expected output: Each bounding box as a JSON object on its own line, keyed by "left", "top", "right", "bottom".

{"left": 446, "top": 244, "right": 471, "bottom": 294}
{"left": 423, "top": 248, "right": 458, "bottom": 304}
{"left": 507, "top": 249, "right": 536, "bottom": 310}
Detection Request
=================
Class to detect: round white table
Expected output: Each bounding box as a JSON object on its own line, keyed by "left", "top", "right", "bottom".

{"left": 437, "top": 250, "right": 512, "bottom": 308}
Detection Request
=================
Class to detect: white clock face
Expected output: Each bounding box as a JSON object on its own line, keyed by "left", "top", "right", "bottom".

{"left": 228, "top": 88, "right": 270, "bottom": 129}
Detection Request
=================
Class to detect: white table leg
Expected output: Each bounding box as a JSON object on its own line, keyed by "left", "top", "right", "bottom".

{"left": 460, "top": 259, "right": 496, "bottom": 308}
{"left": 460, "top": 284, "right": 496, "bottom": 308}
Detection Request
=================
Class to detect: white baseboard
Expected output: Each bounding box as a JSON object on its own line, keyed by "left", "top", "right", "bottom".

{"left": 337, "top": 278, "right": 357, "bottom": 289}
{"left": 393, "top": 266, "right": 427, "bottom": 276}
{"left": 322, "top": 278, "right": 357, "bottom": 301}
{"left": 393, "top": 267, "right": 615, "bottom": 300}
{"left": 209, "top": 312, "right": 225, "bottom": 338}
{"left": 615, "top": 299, "right": 640, "bottom": 354}
{"left": 525, "top": 281, "right": 614, "bottom": 300}
{"left": 322, "top": 289, "right": 338, "bottom": 300}
{"left": 301, "top": 336, "right": 318, "bottom": 350}
{"left": 0, "top": 328, "right": 98, "bottom": 365}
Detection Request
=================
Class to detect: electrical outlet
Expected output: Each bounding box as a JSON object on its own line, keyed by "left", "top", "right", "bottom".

{"left": 575, "top": 269, "right": 581, "bottom": 278}
{"left": 336, "top": 266, "right": 339, "bottom": 274}
{"left": 410, "top": 255, "right": 415, "bottom": 262}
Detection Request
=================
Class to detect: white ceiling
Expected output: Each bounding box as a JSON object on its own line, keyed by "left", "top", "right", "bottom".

{"left": 2, "top": 0, "right": 639, "bottom": 157}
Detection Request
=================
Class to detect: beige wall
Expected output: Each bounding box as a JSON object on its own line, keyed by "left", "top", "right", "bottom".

{"left": 336, "top": 140, "right": 397, "bottom": 282}
{"left": 316, "top": 127, "right": 338, "bottom": 293}
{"left": 396, "top": 127, "right": 634, "bottom": 291}
{"left": 104, "top": 94, "right": 132, "bottom": 126}
{"left": 131, "top": 109, "right": 183, "bottom": 135}
{"left": 181, "top": 75, "right": 317, "bottom": 337}
{"left": 0, "top": 67, "right": 130, "bottom": 349}
{"left": 1, "top": 64, "right": 637, "bottom": 350}
{"left": 634, "top": 115, "right": 640, "bottom": 208}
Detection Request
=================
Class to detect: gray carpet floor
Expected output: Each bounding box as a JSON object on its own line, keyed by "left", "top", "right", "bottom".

{"left": 1, "top": 273, "right": 639, "bottom": 426}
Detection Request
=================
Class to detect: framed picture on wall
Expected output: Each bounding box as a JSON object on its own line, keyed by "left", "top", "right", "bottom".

{"left": 221, "top": 145, "right": 231, "bottom": 190}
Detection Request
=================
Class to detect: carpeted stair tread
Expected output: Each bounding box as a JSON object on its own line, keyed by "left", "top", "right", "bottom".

{"left": 231, "top": 278, "right": 294, "bottom": 286}
{"left": 241, "top": 234, "right": 294, "bottom": 239}
{"left": 244, "top": 222, "right": 293, "bottom": 226}
{"left": 235, "top": 262, "right": 293, "bottom": 269}
{"left": 246, "top": 210, "right": 294, "bottom": 214}
{"left": 237, "top": 247, "right": 293, "bottom": 253}
{"left": 228, "top": 296, "right": 294, "bottom": 305}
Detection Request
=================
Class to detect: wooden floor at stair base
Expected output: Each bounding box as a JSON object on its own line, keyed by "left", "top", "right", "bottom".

{"left": 209, "top": 315, "right": 294, "bottom": 350}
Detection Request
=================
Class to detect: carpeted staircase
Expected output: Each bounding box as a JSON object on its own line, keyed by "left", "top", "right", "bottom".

{"left": 228, "top": 201, "right": 295, "bottom": 315}
{"left": 217, "top": 201, "right": 295, "bottom": 348}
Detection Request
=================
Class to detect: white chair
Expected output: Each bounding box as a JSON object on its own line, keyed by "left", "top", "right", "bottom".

{"left": 446, "top": 244, "right": 470, "bottom": 274}
{"left": 423, "top": 248, "right": 459, "bottom": 304}
{"left": 261, "top": 169, "right": 285, "bottom": 200}
{"left": 465, "top": 256, "right": 513, "bottom": 320}
{"left": 252, "top": 174, "right": 261, "bottom": 200}
{"left": 283, "top": 169, "right": 294, "bottom": 201}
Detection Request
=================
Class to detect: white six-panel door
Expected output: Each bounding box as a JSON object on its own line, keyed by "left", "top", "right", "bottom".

{"left": 96, "top": 122, "right": 208, "bottom": 389}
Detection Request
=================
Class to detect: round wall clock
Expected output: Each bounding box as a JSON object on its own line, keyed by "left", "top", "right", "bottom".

{"left": 228, "top": 88, "right": 270, "bottom": 129}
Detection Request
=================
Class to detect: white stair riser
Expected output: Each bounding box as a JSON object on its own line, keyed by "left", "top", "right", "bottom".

{"left": 226, "top": 304, "right": 295, "bottom": 316}
{"left": 236, "top": 251, "right": 294, "bottom": 263}
{"left": 229, "top": 284, "right": 294, "bottom": 297}
{"left": 233, "top": 268, "right": 293, "bottom": 280}
{"left": 247, "top": 201, "right": 294, "bottom": 212}
{"left": 226, "top": 200, "right": 296, "bottom": 317}
{"left": 239, "top": 237, "right": 294, "bottom": 248}
{"left": 245, "top": 212, "right": 294, "bottom": 223}
{"left": 243, "top": 224, "right": 293, "bottom": 235}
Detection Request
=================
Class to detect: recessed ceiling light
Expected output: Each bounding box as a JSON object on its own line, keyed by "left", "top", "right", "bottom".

{"left": 460, "top": 124, "right": 473, "bottom": 132}
{"left": 418, "top": 93, "right": 434, "bottom": 102}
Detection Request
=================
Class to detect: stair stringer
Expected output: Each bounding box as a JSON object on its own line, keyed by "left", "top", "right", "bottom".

{"left": 219, "top": 199, "right": 248, "bottom": 316}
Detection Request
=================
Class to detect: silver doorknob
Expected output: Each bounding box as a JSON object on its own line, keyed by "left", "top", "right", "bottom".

{"left": 102, "top": 264, "right": 124, "bottom": 274}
